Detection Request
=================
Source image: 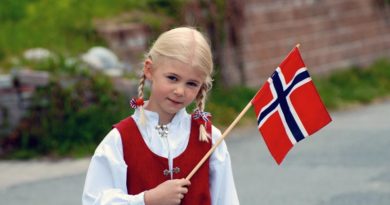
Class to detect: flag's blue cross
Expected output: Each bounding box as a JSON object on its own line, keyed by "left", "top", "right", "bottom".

{"left": 257, "top": 69, "right": 310, "bottom": 142}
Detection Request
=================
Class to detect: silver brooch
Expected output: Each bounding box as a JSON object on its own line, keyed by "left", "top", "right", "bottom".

{"left": 155, "top": 124, "right": 168, "bottom": 138}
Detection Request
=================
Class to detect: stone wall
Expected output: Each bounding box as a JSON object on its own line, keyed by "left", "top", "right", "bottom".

{"left": 233, "top": 0, "right": 390, "bottom": 87}
{"left": 96, "top": 23, "right": 149, "bottom": 70}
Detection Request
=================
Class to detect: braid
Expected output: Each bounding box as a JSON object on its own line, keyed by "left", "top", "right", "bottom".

{"left": 138, "top": 74, "right": 146, "bottom": 99}
{"left": 196, "top": 85, "right": 210, "bottom": 142}
{"left": 138, "top": 74, "right": 147, "bottom": 125}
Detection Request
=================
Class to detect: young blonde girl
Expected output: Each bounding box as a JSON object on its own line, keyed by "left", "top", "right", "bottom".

{"left": 82, "top": 27, "right": 239, "bottom": 205}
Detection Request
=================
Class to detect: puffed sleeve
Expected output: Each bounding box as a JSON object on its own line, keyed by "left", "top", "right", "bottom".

{"left": 209, "top": 126, "right": 240, "bottom": 205}
{"left": 82, "top": 129, "right": 145, "bottom": 205}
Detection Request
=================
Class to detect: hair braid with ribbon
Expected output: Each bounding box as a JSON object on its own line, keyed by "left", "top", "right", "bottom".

{"left": 194, "top": 84, "right": 211, "bottom": 142}
{"left": 129, "top": 73, "right": 147, "bottom": 125}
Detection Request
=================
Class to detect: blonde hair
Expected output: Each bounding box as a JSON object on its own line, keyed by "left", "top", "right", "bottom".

{"left": 137, "top": 27, "right": 213, "bottom": 142}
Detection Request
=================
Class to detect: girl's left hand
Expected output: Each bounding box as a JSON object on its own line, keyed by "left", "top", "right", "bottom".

{"left": 144, "top": 178, "right": 191, "bottom": 205}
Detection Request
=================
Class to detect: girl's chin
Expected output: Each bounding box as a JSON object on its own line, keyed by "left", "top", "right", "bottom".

{"left": 166, "top": 106, "right": 183, "bottom": 113}
{"left": 166, "top": 105, "right": 186, "bottom": 115}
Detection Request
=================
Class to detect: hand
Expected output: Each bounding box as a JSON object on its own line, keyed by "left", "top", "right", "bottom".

{"left": 144, "top": 178, "right": 191, "bottom": 205}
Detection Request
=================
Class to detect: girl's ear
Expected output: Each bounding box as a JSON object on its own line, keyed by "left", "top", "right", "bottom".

{"left": 144, "top": 59, "right": 153, "bottom": 80}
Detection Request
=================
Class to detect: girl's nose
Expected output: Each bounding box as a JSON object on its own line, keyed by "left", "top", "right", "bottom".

{"left": 174, "top": 86, "right": 184, "bottom": 96}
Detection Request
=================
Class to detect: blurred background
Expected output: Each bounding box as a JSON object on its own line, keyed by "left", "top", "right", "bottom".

{"left": 0, "top": 0, "right": 390, "bottom": 204}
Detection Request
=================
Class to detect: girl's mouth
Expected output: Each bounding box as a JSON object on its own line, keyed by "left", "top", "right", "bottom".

{"left": 168, "top": 98, "right": 183, "bottom": 105}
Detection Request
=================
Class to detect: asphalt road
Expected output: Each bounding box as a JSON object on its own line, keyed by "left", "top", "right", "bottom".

{"left": 229, "top": 99, "right": 390, "bottom": 204}
{"left": 1, "top": 100, "right": 390, "bottom": 205}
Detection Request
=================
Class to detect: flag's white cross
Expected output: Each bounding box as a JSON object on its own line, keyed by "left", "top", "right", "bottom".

{"left": 257, "top": 67, "right": 311, "bottom": 144}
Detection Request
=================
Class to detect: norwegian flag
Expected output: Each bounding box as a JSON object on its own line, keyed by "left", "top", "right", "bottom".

{"left": 251, "top": 47, "right": 332, "bottom": 164}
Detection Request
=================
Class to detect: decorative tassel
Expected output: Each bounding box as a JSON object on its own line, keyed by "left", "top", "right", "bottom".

{"left": 193, "top": 109, "right": 212, "bottom": 142}
{"left": 192, "top": 109, "right": 211, "bottom": 124}
{"left": 139, "top": 106, "right": 147, "bottom": 126}
{"left": 130, "top": 97, "right": 147, "bottom": 125}
{"left": 199, "top": 124, "right": 210, "bottom": 142}
{"left": 130, "top": 97, "right": 144, "bottom": 109}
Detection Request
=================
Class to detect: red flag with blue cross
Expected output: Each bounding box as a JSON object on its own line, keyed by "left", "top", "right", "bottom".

{"left": 251, "top": 47, "right": 332, "bottom": 164}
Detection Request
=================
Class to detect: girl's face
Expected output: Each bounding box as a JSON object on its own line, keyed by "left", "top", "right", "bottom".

{"left": 144, "top": 58, "right": 205, "bottom": 124}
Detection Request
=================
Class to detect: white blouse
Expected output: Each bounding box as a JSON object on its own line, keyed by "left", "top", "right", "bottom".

{"left": 82, "top": 108, "right": 239, "bottom": 205}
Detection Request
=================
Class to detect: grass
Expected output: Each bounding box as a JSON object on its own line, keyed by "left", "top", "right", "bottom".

{"left": 0, "top": 0, "right": 184, "bottom": 66}
{"left": 314, "top": 59, "right": 390, "bottom": 109}
{"left": 207, "top": 85, "right": 256, "bottom": 127}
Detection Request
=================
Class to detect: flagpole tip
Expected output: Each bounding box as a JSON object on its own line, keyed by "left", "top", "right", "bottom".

{"left": 296, "top": 43, "right": 301, "bottom": 48}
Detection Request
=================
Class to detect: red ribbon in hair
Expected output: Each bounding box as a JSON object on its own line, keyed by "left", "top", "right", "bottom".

{"left": 130, "top": 97, "right": 144, "bottom": 109}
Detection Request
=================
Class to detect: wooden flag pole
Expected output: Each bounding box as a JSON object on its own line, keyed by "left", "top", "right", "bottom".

{"left": 186, "top": 101, "right": 253, "bottom": 180}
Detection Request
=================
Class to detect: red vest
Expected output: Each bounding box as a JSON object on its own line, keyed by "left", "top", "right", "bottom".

{"left": 114, "top": 117, "right": 212, "bottom": 205}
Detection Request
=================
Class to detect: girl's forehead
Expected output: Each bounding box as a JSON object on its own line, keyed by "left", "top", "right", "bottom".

{"left": 157, "top": 58, "right": 207, "bottom": 79}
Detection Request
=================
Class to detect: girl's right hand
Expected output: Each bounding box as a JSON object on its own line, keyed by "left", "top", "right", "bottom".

{"left": 144, "top": 178, "right": 191, "bottom": 205}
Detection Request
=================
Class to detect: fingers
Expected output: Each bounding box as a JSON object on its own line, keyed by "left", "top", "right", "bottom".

{"left": 181, "top": 187, "right": 188, "bottom": 194}
{"left": 177, "top": 179, "right": 190, "bottom": 194}
{"left": 178, "top": 178, "right": 191, "bottom": 187}
{"left": 175, "top": 179, "right": 191, "bottom": 202}
{"left": 147, "top": 179, "right": 192, "bottom": 205}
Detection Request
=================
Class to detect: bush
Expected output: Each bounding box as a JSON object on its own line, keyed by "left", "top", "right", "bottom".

{"left": 314, "top": 59, "right": 390, "bottom": 109}
{"left": 0, "top": 72, "right": 130, "bottom": 159}
{"left": 207, "top": 86, "right": 257, "bottom": 127}
{"left": 0, "top": 0, "right": 29, "bottom": 22}
{"left": 1, "top": 80, "right": 256, "bottom": 159}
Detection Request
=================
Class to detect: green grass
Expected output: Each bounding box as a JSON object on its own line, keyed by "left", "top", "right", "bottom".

{"left": 207, "top": 86, "right": 256, "bottom": 127}
{"left": 314, "top": 59, "right": 390, "bottom": 109}
{"left": 0, "top": 0, "right": 184, "bottom": 65}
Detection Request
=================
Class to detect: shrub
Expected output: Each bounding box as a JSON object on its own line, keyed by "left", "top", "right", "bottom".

{"left": 0, "top": 80, "right": 258, "bottom": 158}
{"left": 314, "top": 59, "right": 390, "bottom": 109}
{"left": 207, "top": 86, "right": 257, "bottom": 127}
{"left": 0, "top": 72, "right": 130, "bottom": 159}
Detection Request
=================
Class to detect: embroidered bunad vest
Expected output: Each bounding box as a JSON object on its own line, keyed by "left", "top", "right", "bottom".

{"left": 114, "top": 117, "right": 212, "bottom": 205}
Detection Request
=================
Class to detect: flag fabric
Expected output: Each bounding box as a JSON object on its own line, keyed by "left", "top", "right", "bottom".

{"left": 251, "top": 47, "right": 332, "bottom": 164}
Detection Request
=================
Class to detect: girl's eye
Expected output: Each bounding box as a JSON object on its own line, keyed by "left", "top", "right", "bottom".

{"left": 167, "top": 75, "right": 178, "bottom": 81}
{"left": 187, "top": 82, "right": 199, "bottom": 87}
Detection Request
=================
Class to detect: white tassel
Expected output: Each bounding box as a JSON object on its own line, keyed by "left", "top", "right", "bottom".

{"left": 199, "top": 124, "right": 210, "bottom": 142}
{"left": 139, "top": 106, "right": 148, "bottom": 126}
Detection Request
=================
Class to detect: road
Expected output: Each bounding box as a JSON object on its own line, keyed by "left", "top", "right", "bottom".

{"left": 229, "top": 99, "right": 390, "bottom": 204}
{"left": 1, "top": 100, "right": 390, "bottom": 204}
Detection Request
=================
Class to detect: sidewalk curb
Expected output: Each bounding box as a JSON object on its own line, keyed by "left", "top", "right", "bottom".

{"left": 0, "top": 158, "right": 90, "bottom": 190}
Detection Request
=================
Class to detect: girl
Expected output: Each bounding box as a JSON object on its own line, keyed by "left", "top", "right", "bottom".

{"left": 82, "top": 27, "right": 239, "bottom": 205}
